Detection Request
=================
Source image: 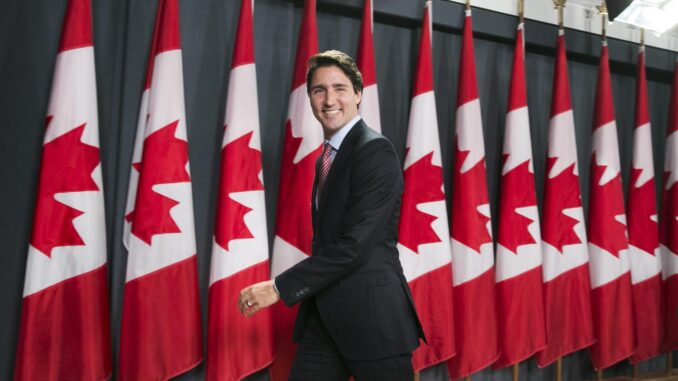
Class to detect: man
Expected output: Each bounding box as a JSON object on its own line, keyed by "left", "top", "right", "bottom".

{"left": 238, "top": 50, "right": 424, "bottom": 380}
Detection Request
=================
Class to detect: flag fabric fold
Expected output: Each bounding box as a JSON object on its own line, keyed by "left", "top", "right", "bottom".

{"left": 494, "top": 22, "right": 546, "bottom": 369}
{"left": 627, "top": 44, "right": 663, "bottom": 364}
{"left": 661, "top": 60, "right": 678, "bottom": 352}
{"left": 587, "top": 40, "right": 635, "bottom": 370}
{"left": 447, "top": 9, "right": 499, "bottom": 379}
{"left": 119, "top": 0, "right": 203, "bottom": 379}
{"left": 537, "top": 29, "right": 595, "bottom": 368}
{"left": 398, "top": 0, "right": 455, "bottom": 371}
{"left": 269, "top": 0, "right": 321, "bottom": 379}
{"left": 206, "top": 0, "right": 274, "bottom": 379}
{"left": 356, "top": 0, "right": 381, "bottom": 133}
{"left": 14, "top": 0, "right": 111, "bottom": 379}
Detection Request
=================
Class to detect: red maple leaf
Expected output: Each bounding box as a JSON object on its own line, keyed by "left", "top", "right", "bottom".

{"left": 31, "top": 122, "right": 101, "bottom": 257}
{"left": 125, "top": 120, "right": 190, "bottom": 245}
{"left": 497, "top": 158, "right": 537, "bottom": 254}
{"left": 450, "top": 144, "right": 492, "bottom": 253}
{"left": 661, "top": 172, "right": 678, "bottom": 255}
{"left": 627, "top": 167, "right": 659, "bottom": 255}
{"left": 588, "top": 154, "right": 628, "bottom": 257}
{"left": 274, "top": 121, "right": 320, "bottom": 255}
{"left": 542, "top": 158, "right": 582, "bottom": 252}
{"left": 214, "top": 130, "right": 264, "bottom": 251}
{"left": 398, "top": 150, "right": 445, "bottom": 253}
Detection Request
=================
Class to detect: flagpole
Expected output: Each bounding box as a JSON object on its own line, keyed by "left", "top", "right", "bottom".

{"left": 556, "top": 358, "right": 563, "bottom": 381}
{"left": 597, "top": 2, "right": 607, "bottom": 41}
{"left": 512, "top": 5, "right": 525, "bottom": 379}
{"left": 553, "top": 0, "right": 565, "bottom": 30}
{"left": 414, "top": 371, "right": 420, "bottom": 381}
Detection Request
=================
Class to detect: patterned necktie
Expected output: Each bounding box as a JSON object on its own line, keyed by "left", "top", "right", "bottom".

{"left": 317, "top": 142, "right": 333, "bottom": 197}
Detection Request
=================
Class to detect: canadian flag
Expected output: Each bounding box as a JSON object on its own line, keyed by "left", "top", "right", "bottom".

{"left": 119, "top": 0, "right": 203, "bottom": 379}
{"left": 269, "top": 0, "right": 321, "bottom": 379}
{"left": 661, "top": 60, "right": 678, "bottom": 352}
{"left": 206, "top": 0, "right": 274, "bottom": 380}
{"left": 356, "top": 0, "right": 381, "bottom": 133}
{"left": 14, "top": 0, "right": 111, "bottom": 379}
{"left": 398, "top": 0, "right": 455, "bottom": 371}
{"left": 447, "top": 9, "right": 499, "bottom": 379}
{"left": 537, "top": 29, "right": 594, "bottom": 368}
{"left": 627, "top": 44, "right": 663, "bottom": 363}
{"left": 494, "top": 22, "right": 546, "bottom": 369}
{"left": 587, "top": 40, "right": 635, "bottom": 370}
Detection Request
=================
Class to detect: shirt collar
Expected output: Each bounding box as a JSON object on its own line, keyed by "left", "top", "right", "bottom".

{"left": 326, "top": 115, "right": 361, "bottom": 151}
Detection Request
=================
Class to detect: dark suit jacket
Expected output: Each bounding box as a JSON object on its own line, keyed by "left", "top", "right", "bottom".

{"left": 276, "top": 120, "right": 425, "bottom": 361}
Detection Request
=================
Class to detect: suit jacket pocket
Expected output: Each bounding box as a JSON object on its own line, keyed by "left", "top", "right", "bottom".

{"left": 338, "top": 271, "right": 388, "bottom": 290}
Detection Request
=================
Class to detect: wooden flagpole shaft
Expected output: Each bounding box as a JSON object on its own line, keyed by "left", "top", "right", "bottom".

{"left": 414, "top": 371, "right": 420, "bottom": 381}
{"left": 632, "top": 364, "right": 638, "bottom": 379}
{"left": 556, "top": 357, "right": 563, "bottom": 381}
{"left": 465, "top": 377, "right": 472, "bottom": 381}
{"left": 597, "top": 369, "right": 603, "bottom": 381}
{"left": 512, "top": 363, "right": 519, "bottom": 381}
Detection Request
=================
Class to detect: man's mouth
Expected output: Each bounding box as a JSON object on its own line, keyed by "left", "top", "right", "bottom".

{"left": 323, "top": 109, "right": 340, "bottom": 116}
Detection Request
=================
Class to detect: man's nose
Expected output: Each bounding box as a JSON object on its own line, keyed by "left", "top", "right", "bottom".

{"left": 324, "top": 89, "right": 336, "bottom": 106}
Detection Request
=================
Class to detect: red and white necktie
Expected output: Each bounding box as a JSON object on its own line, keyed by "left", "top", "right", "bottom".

{"left": 318, "top": 142, "right": 333, "bottom": 196}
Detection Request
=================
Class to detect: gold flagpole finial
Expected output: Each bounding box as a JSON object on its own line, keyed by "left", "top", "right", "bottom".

{"left": 518, "top": 0, "right": 525, "bottom": 24}
{"left": 554, "top": 0, "right": 565, "bottom": 30}
{"left": 597, "top": 2, "right": 608, "bottom": 40}
{"left": 465, "top": 0, "right": 471, "bottom": 11}
{"left": 640, "top": 28, "right": 645, "bottom": 46}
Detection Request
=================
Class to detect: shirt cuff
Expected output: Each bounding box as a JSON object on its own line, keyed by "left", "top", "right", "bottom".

{"left": 272, "top": 278, "right": 281, "bottom": 296}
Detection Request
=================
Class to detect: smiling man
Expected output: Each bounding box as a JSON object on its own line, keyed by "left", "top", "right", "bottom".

{"left": 238, "top": 50, "right": 424, "bottom": 381}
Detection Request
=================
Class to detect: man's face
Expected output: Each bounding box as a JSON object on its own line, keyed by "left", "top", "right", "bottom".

{"left": 309, "top": 65, "right": 362, "bottom": 139}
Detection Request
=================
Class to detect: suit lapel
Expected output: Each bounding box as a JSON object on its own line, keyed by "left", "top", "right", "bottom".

{"left": 317, "top": 121, "right": 365, "bottom": 217}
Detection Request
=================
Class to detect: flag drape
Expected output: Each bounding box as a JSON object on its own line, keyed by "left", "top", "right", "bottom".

{"left": 494, "top": 22, "right": 546, "bottom": 369}
{"left": 119, "top": 0, "right": 203, "bottom": 378}
{"left": 661, "top": 61, "right": 678, "bottom": 352}
{"left": 14, "top": 0, "right": 111, "bottom": 379}
{"left": 398, "top": 0, "right": 455, "bottom": 371}
{"left": 627, "top": 45, "right": 663, "bottom": 364}
{"left": 269, "top": 0, "right": 321, "bottom": 379}
{"left": 206, "top": 0, "right": 274, "bottom": 379}
{"left": 447, "top": 9, "right": 499, "bottom": 379}
{"left": 587, "top": 40, "right": 635, "bottom": 370}
{"left": 537, "top": 29, "right": 595, "bottom": 368}
{"left": 356, "top": 0, "right": 381, "bottom": 133}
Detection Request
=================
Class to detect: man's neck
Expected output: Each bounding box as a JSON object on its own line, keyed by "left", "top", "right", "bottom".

{"left": 324, "top": 115, "right": 361, "bottom": 151}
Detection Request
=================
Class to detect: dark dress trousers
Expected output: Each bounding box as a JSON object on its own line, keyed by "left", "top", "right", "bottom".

{"left": 275, "top": 120, "right": 426, "bottom": 362}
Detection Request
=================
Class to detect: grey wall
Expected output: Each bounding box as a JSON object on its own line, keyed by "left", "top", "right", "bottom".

{"left": 0, "top": 0, "right": 676, "bottom": 379}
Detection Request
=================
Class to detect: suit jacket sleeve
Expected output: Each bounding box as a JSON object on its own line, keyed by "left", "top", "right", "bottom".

{"left": 275, "top": 138, "right": 403, "bottom": 306}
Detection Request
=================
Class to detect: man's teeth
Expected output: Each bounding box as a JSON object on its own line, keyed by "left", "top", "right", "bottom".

{"left": 324, "top": 110, "right": 340, "bottom": 115}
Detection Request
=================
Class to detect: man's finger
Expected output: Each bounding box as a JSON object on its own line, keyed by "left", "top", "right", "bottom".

{"left": 246, "top": 304, "right": 259, "bottom": 317}
{"left": 239, "top": 286, "right": 251, "bottom": 297}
